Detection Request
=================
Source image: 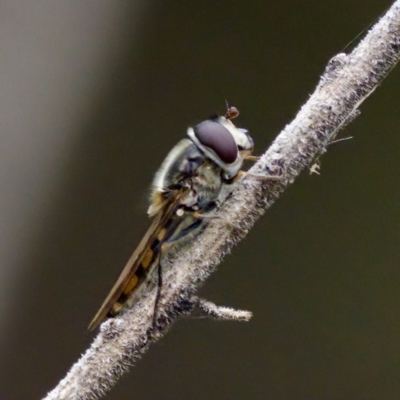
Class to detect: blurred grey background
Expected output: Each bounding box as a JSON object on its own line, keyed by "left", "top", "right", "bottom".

{"left": 1, "top": 1, "right": 399, "bottom": 399}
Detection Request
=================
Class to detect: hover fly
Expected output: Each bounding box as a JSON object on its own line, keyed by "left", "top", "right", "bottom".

{"left": 88, "top": 106, "right": 254, "bottom": 331}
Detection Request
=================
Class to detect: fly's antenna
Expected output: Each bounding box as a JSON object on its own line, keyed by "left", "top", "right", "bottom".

{"left": 225, "top": 101, "right": 239, "bottom": 120}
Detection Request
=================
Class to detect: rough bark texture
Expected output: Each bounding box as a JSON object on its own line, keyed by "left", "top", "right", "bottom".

{"left": 44, "top": 2, "right": 400, "bottom": 399}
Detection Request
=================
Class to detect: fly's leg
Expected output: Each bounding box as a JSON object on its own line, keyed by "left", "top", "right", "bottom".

{"left": 244, "top": 166, "right": 288, "bottom": 182}
{"left": 240, "top": 154, "right": 287, "bottom": 182}
{"left": 228, "top": 168, "right": 287, "bottom": 184}
{"left": 151, "top": 216, "right": 205, "bottom": 326}
{"left": 152, "top": 252, "right": 163, "bottom": 326}
{"left": 245, "top": 172, "right": 285, "bottom": 181}
{"left": 194, "top": 210, "right": 247, "bottom": 232}
{"left": 195, "top": 167, "right": 286, "bottom": 232}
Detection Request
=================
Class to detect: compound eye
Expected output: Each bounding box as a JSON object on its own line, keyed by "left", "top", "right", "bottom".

{"left": 193, "top": 120, "right": 238, "bottom": 164}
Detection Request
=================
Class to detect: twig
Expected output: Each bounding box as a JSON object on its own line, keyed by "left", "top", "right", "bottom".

{"left": 44, "top": 2, "right": 400, "bottom": 399}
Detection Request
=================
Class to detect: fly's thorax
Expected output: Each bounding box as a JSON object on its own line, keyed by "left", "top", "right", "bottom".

{"left": 148, "top": 139, "right": 224, "bottom": 216}
{"left": 148, "top": 139, "right": 202, "bottom": 216}
{"left": 190, "top": 157, "right": 223, "bottom": 209}
{"left": 150, "top": 139, "right": 194, "bottom": 199}
{"left": 148, "top": 109, "right": 254, "bottom": 217}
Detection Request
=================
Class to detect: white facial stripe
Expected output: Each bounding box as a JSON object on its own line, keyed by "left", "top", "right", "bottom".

{"left": 218, "top": 117, "right": 253, "bottom": 150}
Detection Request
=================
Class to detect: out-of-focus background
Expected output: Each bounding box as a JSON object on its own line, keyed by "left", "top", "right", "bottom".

{"left": 1, "top": 1, "right": 400, "bottom": 399}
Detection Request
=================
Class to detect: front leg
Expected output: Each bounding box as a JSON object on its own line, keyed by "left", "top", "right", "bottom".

{"left": 228, "top": 168, "right": 286, "bottom": 183}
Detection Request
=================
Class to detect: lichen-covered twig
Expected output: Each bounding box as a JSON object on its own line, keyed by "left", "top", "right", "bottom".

{"left": 44, "top": 2, "right": 400, "bottom": 399}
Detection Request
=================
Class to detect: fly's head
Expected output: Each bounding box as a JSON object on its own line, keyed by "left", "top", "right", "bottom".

{"left": 149, "top": 106, "right": 254, "bottom": 217}
{"left": 187, "top": 106, "right": 254, "bottom": 180}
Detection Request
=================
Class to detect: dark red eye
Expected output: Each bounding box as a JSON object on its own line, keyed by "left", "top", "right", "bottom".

{"left": 193, "top": 120, "right": 237, "bottom": 164}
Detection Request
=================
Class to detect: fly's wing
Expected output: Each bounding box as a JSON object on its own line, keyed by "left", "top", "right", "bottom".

{"left": 88, "top": 189, "right": 187, "bottom": 331}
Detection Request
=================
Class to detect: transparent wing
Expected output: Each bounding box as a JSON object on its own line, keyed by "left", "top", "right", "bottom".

{"left": 88, "top": 189, "right": 187, "bottom": 331}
